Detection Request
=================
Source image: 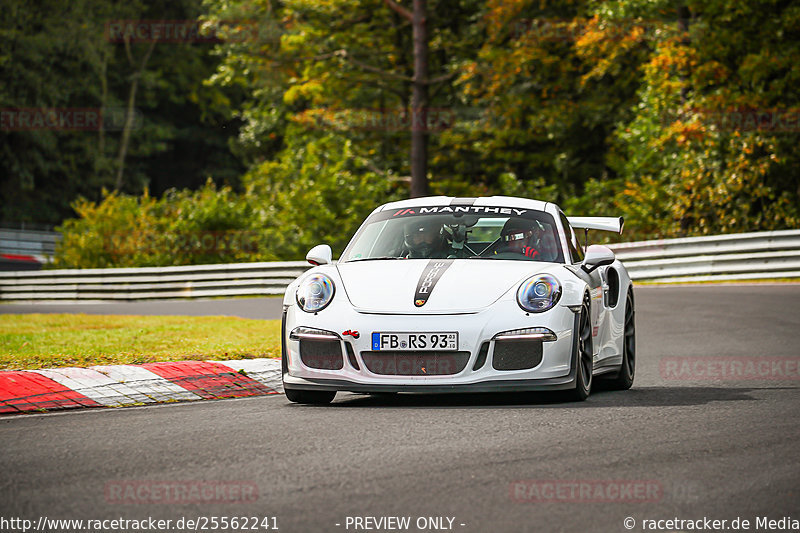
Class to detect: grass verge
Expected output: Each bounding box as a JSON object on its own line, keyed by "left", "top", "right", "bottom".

{"left": 0, "top": 313, "right": 281, "bottom": 371}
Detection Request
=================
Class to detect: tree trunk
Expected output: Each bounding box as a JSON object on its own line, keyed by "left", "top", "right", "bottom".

{"left": 677, "top": 5, "right": 691, "bottom": 104}
{"left": 410, "top": 0, "right": 429, "bottom": 198}
{"left": 114, "top": 75, "right": 140, "bottom": 191}
{"left": 97, "top": 53, "right": 107, "bottom": 174}
{"left": 114, "top": 39, "right": 156, "bottom": 191}
{"left": 678, "top": 4, "right": 692, "bottom": 234}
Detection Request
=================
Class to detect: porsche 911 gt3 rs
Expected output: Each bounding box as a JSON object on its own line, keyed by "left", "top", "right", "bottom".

{"left": 281, "top": 196, "right": 636, "bottom": 403}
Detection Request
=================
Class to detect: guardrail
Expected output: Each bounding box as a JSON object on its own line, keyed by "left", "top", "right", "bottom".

{"left": 0, "top": 228, "right": 60, "bottom": 270}
{"left": 608, "top": 229, "right": 800, "bottom": 283}
{"left": 0, "top": 262, "right": 309, "bottom": 301}
{"left": 0, "top": 229, "right": 797, "bottom": 301}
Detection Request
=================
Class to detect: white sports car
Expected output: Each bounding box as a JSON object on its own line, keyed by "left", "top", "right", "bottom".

{"left": 281, "top": 196, "right": 635, "bottom": 403}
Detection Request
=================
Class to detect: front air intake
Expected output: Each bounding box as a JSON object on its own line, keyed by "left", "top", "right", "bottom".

{"left": 300, "top": 339, "right": 344, "bottom": 370}
{"left": 492, "top": 340, "right": 543, "bottom": 371}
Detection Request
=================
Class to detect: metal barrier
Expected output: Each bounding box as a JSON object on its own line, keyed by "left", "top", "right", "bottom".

{"left": 0, "top": 229, "right": 797, "bottom": 301}
{"left": 0, "top": 228, "right": 60, "bottom": 270}
{"left": 608, "top": 229, "right": 800, "bottom": 283}
{"left": 0, "top": 262, "right": 309, "bottom": 301}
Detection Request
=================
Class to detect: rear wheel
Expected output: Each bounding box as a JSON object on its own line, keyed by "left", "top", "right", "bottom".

{"left": 605, "top": 289, "right": 636, "bottom": 390}
{"left": 568, "top": 293, "right": 593, "bottom": 401}
{"left": 284, "top": 388, "right": 336, "bottom": 404}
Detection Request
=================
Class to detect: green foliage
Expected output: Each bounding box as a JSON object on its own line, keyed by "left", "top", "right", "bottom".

{"left": 55, "top": 191, "right": 158, "bottom": 268}
{"left": 55, "top": 182, "right": 258, "bottom": 267}
{"left": 23, "top": 0, "right": 800, "bottom": 267}
{"left": 0, "top": 0, "right": 244, "bottom": 225}
{"left": 609, "top": 0, "right": 800, "bottom": 238}
{"left": 54, "top": 137, "right": 399, "bottom": 266}
{"left": 243, "top": 131, "right": 402, "bottom": 258}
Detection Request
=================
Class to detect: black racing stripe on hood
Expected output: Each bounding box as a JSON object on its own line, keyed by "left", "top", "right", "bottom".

{"left": 414, "top": 259, "right": 454, "bottom": 307}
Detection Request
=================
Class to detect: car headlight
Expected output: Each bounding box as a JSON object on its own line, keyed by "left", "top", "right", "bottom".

{"left": 516, "top": 274, "right": 561, "bottom": 313}
{"left": 296, "top": 274, "right": 335, "bottom": 313}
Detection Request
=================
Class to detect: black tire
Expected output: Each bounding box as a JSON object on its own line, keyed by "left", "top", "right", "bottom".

{"left": 285, "top": 388, "right": 336, "bottom": 404}
{"left": 605, "top": 288, "right": 636, "bottom": 390}
{"left": 568, "top": 293, "right": 593, "bottom": 401}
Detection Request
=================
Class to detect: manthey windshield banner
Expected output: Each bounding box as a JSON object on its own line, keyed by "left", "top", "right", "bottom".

{"left": 390, "top": 206, "right": 529, "bottom": 218}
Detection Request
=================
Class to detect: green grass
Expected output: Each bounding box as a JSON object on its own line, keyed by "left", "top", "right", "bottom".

{"left": 0, "top": 313, "right": 281, "bottom": 371}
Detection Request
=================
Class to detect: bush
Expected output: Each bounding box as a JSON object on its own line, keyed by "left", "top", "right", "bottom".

{"left": 54, "top": 182, "right": 259, "bottom": 268}
{"left": 54, "top": 133, "right": 402, "bottom": 267}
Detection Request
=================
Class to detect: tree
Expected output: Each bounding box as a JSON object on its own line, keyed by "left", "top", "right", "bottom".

{"left": 609, "top": 0, "right": 800, "bottom": 237}
{"left": 204, "top": 0, "right": 478, "bottom": 197}
{"left": 0, "top": 0, "right": 244, "bottom": 225}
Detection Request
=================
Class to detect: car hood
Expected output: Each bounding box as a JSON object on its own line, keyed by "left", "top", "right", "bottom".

{"left": 336, "top": 259, "right": 552, "bottom": 314}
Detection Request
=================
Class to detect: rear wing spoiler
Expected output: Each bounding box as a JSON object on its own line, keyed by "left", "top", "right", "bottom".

{"left": 567, "top": 216, "right": 624, "bottom": 235}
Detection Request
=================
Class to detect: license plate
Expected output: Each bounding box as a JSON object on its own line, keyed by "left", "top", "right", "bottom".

{"left": 371, "top": 332, "right": 458, "bottom": 351}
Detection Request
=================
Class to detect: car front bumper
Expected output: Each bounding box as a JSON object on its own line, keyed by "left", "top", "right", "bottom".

{"left": 282, "top": 296, "right": 581, "bottom": 394}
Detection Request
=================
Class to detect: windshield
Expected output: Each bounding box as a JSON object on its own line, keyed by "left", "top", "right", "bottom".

{"left": 341, "top": 207, "right": 565, "bottom": 263}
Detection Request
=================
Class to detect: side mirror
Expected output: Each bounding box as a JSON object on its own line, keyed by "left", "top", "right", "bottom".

{"left": 306, "top": 244, "right": 332, "bottom": 266}
{"left": 582, "top": 244, "right": 615, "bottom": 273}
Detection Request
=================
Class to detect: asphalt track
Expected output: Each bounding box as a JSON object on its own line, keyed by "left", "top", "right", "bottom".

{"left": 1, "top": 285, "right": 799, "bottom": 533}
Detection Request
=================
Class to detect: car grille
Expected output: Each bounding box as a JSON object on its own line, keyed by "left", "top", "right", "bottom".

{"left": 492, "top": 340, "right": 543, "bottom": 371}
{"left": 299, "top": 339, "right": 344, "bottom": 370}
{"left": 361, "top": 351, "right": 470, "bottom": 375}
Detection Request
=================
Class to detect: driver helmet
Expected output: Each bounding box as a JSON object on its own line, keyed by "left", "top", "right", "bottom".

{"left": 404, "top": 219, "right": 443, "bottom": 258}
{"left": 500, "top": 218, "right": 544, "bottom": 255}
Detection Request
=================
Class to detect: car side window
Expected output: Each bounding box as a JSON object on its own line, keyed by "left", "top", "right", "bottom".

{"left": 559, "top": 212, "right": 584, "bottom": 264}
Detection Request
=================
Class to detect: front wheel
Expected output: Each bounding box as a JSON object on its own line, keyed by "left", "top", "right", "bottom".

{"left": 284, "top": 388, "right": 336, "bottom": 404}
{"left": 568, "top": 293, "right": 593, "bottom": 401}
